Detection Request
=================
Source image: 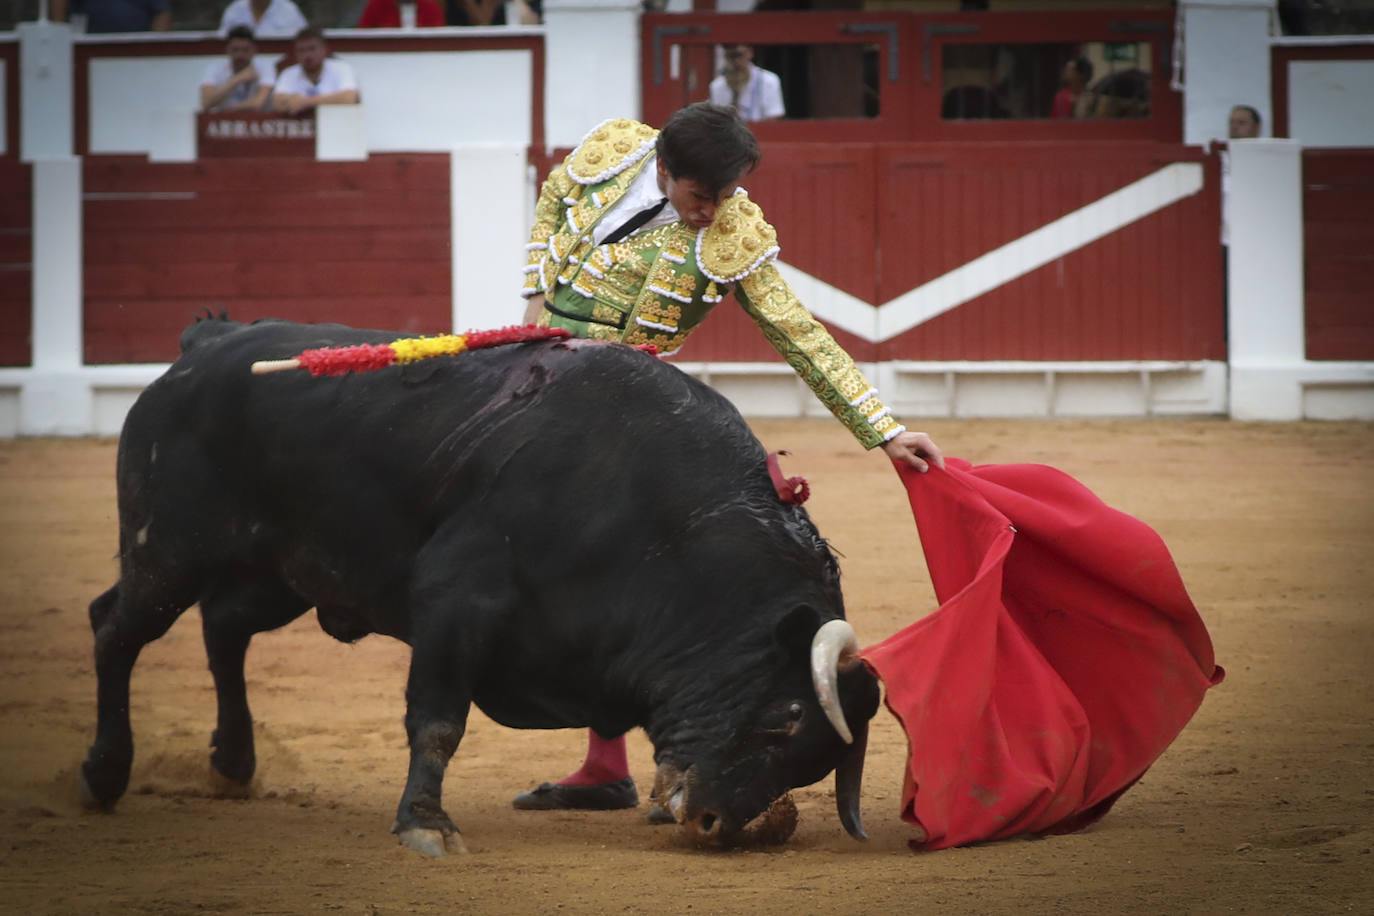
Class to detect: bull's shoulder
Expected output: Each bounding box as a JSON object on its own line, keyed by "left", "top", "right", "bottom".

{"left": 565, "top": 118, "right": 659, "bottom": 186}
{"left": 697, "top": 190, "right": 780, "bottom": 284}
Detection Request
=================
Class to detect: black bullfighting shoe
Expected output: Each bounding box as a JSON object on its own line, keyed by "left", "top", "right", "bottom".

{"left": 646, "top": 802, "right": 676, "bottom": 825}
{"left": 511, "top": 777, "right": 639, "bottom": 811}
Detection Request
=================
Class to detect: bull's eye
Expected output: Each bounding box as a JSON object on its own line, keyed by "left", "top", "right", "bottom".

{"left": 787, "top": 703, "right": 805, "bottom": 723}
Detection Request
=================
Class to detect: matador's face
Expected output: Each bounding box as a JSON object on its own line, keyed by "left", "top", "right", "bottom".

{"left": 657, "top": 159, "right": 745, "bottom": 231}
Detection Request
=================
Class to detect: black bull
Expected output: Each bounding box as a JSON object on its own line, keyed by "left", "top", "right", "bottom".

{"left": 80, "top": 317, "right": 881, "bottom": 854}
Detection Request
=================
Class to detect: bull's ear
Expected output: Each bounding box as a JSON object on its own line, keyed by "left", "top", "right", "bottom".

{"left": 774, "top": 605, "right": 821, "bottom": 659}
{"left": 840, "top": 662, "right": 882, "bottom": 725}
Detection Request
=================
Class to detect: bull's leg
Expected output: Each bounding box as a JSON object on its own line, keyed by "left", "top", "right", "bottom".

{"left": 392, "top": 622, "right": 473, "bottom": 858}
{"left": 391, "top": 535, "right": 516, "bottom": 857}
{"left": 81, "top": 577, "right": 196, "bottom": 808}
{"left": 199, "top": 575, "right": 310, "bottom": 790}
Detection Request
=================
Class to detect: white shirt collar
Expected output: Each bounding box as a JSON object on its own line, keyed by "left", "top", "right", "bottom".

{"left": 592, "top": 154, "right": 678, "bottom": 246}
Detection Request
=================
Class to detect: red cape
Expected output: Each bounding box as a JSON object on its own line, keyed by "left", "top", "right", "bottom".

{"left": 860, "top": 459, "right": 1224, "bottom": 850}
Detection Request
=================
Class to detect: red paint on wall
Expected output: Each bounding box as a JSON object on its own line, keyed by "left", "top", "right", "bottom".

{"left": 1304, "top": 150, "right": 1374, "bottom": 361}
{"left": 0, "top": 162, "right": 32, "bottom": 367}
{"left": 82, "top": 155, "right": 452, "bottom": 365}
{"left": 725, "top": 142, "right": 1224, "bottom": 363}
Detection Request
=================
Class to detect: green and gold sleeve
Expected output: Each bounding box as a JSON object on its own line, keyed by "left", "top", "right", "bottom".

{"left": 522, "top": 161, "right": 580, "bottom": 299}
{"left": 734, "top": 263, "right": 905, "bottom": 450}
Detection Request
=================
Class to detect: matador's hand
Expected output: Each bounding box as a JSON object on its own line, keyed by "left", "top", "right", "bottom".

{"left": 881, "top": 430, "right": 946, "bottom": 473}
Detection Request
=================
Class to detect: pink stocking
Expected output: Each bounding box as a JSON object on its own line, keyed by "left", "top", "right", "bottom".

{"left": 556, "top": 730, "right": 630, "bottom": 786}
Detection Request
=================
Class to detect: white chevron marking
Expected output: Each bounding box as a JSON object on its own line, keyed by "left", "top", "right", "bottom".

{"left": 772, "top": 163, "right": 1205, "bottom": 344}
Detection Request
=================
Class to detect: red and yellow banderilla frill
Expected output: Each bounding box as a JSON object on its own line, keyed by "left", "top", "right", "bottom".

{"left": 250, "top": 326, "right": 574, "bottom": 377}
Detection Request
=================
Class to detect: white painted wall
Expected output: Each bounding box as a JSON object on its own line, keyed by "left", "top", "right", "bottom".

{"left": 88, "top": 56, "right": 211, "bottom": 154}
{"left": 350, "top": 50, "right": 533, "bottom": 150}
{"left": 19, "top": 20, "right": 74, "bottom": 160}
{"left": 542, "top": 0, "right": 641, "bottom": 149}
{"left": 20, "top": 158, "right": 88, "bottom": 435}
{"left": 1288, "top": 58, "right": 1374, "bottom": 147}
{"left": 451, "top": 143, "right": 533, "bottom": 333}
{"left": 1181, "top": 0, "right": 1274, "bottom": 145}
{"left": 86, "top": 46, "right": 535, "bottom": 155}
{"left": 1227, "top": 139, "right": 1374, "bottom": 421}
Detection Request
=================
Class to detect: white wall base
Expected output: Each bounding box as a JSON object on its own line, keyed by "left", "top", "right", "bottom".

{"left": 0, "top": 365, "right": 169, "bottom": 437}
{"left": 1230, "top": 362, "right": 1374, "bottom": 421}
{"left": 879, "top": 361, "right": 1229, "bottom": 419}
{"left": 671, "top": 360, "right": 1231, "bottom": 422}
{"left": 7, "top": 359, "right": 1373, "bottom": 437}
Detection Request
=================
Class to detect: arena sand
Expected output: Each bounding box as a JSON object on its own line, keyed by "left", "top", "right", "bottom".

{"left": 1, "top": 419, "right": 1371, "bottom": 914}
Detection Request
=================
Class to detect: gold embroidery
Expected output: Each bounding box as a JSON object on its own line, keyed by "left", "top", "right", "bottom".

{"left": 662, "top": 233, "right": 691, "bottom": 262}
{"left": 736, "top": 262, "right": 895, "bottom": 450}
{"left": 645, "top": 259, "right": 677, "bottom": 289}
{"left": 699, "top": 192, "right": 780, "bottom": 281}
{"left": 586, "top": 322, "right": 621, "bottom": 342}
{"left": 638, "top": 299, "right": 683, "bottom": 332}
{"left": 592, "top": 302, "right": 625, "bottom": 325}
{"left": 568, "top": 120, "right": 660, "bottom": 184}
{"left": 673, "top": 273, "right": 696, "bottom": 299}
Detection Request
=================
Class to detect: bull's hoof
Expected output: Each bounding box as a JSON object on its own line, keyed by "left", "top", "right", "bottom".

{"left": 78, "top": 765, "right": 117, "bottom": 810}
{"left": 209, "top": 735, "right": 255, "bottom": 786}
{"left": 208, "top": 768, "right": 252, "bottom": 799}
{"left": 397, "top": 828, "right": 468, "bottom": 857}
{"left": 78, "top": 756, "right": 127, "bottom": 810}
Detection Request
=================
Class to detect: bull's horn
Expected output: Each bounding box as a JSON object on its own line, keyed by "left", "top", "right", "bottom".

{"left": 811, "top": 619, "right": 859, "bottom": 745}
{"left": 835, "top": 721, "right": 870, "bottom": 840}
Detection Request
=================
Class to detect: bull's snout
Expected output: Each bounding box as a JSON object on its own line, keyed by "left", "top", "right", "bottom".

{"left": 660, "top": 782, "right": 727, "bottom": 844}
{"left": 682, "top": 808, "right": 725, "bottom": 843}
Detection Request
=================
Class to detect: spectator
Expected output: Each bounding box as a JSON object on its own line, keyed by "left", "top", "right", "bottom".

{"left": 357, "top": 0, "right": 447, "bottom": 27}
{"left": 708, "top": 44, "right": 785, "bottom": 121}
{"left": 272, "top": 28, "right": 360, "bottom": 115}
{"left": 1228, "top": 104, "right": 1262, "bottom": 141}
{"left": 1050, "top": 56, "right": 1092, "bottom": 119}
{"left": 219, "top": 0, "right": 309, "bottom": 39}
{"left": 200, "top": 26, "right": 272, "bottom": 112}
{"left": 51, "top": 0, "right": 171, "bottom": 32}
{"left": 446, "top": 0, "right": 541, "bottom": 26}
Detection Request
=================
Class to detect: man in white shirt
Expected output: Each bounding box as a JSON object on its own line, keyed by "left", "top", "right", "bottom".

{"left": 272, "top": 28, "right": 360, "bottom": 116}
{"left": 219, "top": 0, "right": 309, "bottom": 40}
{"left": 708, "top": 44, "right": 785, "bottom": 122}
{"left": 200, "top": 26, "right": 272, "bottom": 112}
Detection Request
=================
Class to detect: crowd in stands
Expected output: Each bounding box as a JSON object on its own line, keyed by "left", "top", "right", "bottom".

{"left": 47, "top": 0, "right": 542, "bottom": 32}
{"left": 200, "top": 24, "right": 357, "bottom": 114}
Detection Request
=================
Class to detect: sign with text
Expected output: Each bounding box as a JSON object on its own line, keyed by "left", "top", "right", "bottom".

{"left": 198, "top": 112, "right": 315, "bottom": 158}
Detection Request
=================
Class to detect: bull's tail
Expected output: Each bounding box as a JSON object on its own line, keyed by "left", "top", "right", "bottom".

{"left": 179, "top": 307, "right": 244, "bottom": 354}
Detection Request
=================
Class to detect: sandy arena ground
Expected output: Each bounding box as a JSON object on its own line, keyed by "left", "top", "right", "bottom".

{"left": 1, "top": 418, "right": 1371, "bottom": 915}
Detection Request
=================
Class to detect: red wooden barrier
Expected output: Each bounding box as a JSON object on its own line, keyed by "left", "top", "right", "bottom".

{"left": 1304, "top": 149, "right": 1374, "bottom": 361}
{"left": 694, "top": 141, "right": 1224, "bottom": 364}
{"left": 0, "top": 161, "right": 31, "bottom": 367}
{"left": 82, "top": 155, "right": 452, "bottom": 364}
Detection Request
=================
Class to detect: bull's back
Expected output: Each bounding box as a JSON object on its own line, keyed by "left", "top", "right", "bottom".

{"left": 118, "top": 319, "right": 768, "bottom": 600}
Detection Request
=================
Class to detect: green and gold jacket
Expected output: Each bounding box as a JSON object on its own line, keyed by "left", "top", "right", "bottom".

{"left": 522, "top": 118, "right": 904, "bottom": 450}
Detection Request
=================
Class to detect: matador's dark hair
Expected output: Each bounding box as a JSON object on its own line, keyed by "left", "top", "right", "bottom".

{"left": 656, "top": 103, "right": 762, "bottom": 199}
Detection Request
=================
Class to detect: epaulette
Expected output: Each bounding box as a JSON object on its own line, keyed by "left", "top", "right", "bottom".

{"left": 696, "top": 190, "right": 780, "bottom": 283}
{"left": 565, "top": 118, "right": 659, "bottom": 186}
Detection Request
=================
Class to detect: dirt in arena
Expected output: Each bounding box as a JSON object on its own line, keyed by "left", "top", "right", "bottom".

{"left": 1, "top": 419, "right": 1371, "bottom": 914}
